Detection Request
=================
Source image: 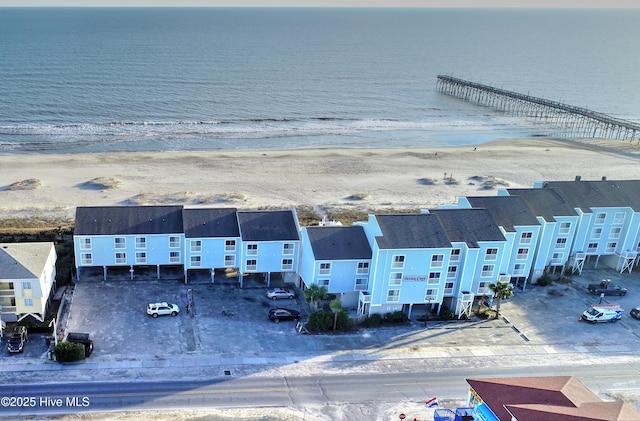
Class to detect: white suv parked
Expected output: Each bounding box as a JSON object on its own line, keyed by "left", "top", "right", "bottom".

{"left": 147, "top": 302, "right": 180, "bottom": 317}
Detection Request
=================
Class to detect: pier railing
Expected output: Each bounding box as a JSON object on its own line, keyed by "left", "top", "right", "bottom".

{"left": 436, "top": 75, "right": 640, "bottom": 141}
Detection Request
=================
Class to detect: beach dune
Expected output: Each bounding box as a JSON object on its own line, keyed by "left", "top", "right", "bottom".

{"left": 1, "top": 137, "right": 639, "bottom": 225}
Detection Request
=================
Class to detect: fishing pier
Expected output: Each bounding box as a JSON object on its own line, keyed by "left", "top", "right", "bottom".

{"left": 436, "top": 75, "right": 640, "bottom": 141}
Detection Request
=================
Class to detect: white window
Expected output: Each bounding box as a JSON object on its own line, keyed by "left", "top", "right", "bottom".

{"left": 513, "top": 264, "right": 525, "bottom": 276}
{"left": 357, "top": 262, "right": 369, "bottom": 274}
{"left": 481, "top": 265, "right": 494, "bottom": 277}
{"left": 520, "top": 232, "right": 532, "bottom": 244}
{"left": 485, "top": 248, "right": 498, "bottom": 261}
{"left": 424, "top": 289, "right": 437, "bottom": 301}
{"left": 317, "top": 279, "right": 330, "bottom": 288}
{"left": 191, "top": 256, "right": 202, "bottom": 267}
{"left": 392, "top": 255, "right": 405, "bottom": 269}
{"left": 135, "top": 252, "right": 147, "bottom": 264}
{"left": 22, "top": 281, "right": 32, "bottom": 290}
{"left": 355, "top": 278, "right": 368, "bottom": 291}
{"left": 191, "top": 240, "right": 202, "bottom": 252}
{"left": 555, "top": 238, "right": 567, "bottom": 249}
{"left": 224, "top": 255, "right": 235, "bottom": 267}
{"left": 80, "top": 238, "right": 92, "bottom": 250}
{"left": 387, "top": 289, "right": 400, "bottom": 302}
{"left": 605, "top": 242, "right": 617, "bottom": 253}
{"left": 587, "top": 243, "right": 598, "bottom": 253}
{"left": 595, "top": 212, "right": 606, "bottom": 224}
{"left": 450, "top": 249, "right": 461, "bottom": 262}
{"left": 613, "top": 212, "right": 625, "bottom": 225}
{"left": 282, "top": 258, "right": 293, "bottom": 270}
{"left": 24, "top": 298, "right": 33, "bottom": 307}
{"left": 551, "top": 252, "right": 563, "bottom": 264}
{"left": 389, "top": 272, "right": 402, "bottom": 286}
{"left": 225, "top": 240, "right": 236, "bottom": 251}
{"left": 478, "top": 282, "right": 490, "bottom": 294}
{"left": 610, "top": 227, "right": 621, "bottom": 239}
{"left": 247, "top": 243, "right": 258, "bottom": 256}
{"left": 114, "top": 237, "right": 126, "bottom": 249}
{"left": 319, "top": 262, "right": 331, "bottom": 275}
{"left": 431, "top": 254, "right": 444, "bottom": 268}
{"left": 135, "top": 237, "right": 146, "bottom": 249}
{"left": 169, "top": 251, "right": 180, "bottom": 263}
{"left": 444, "top": 282, "right": 454, "bottom": 295}
{"left": 591, "top": 228, "right": 602, "bottom": 239}
{"left": 558, "top": 222, "right": 570, "bottom": 234}
{"left": 81, "top": 253, "right": 93, "bottom": 265}
{"left": 428, "top": 272, "right": 440, "bottom": 284}
{"left": 516, "top": 248, "right": 529, "bottom": 260}
{"left": 169, "top": 236, "right": 181, "bottom": 248}
{"left": 283, "top": 243, "right": 294, "bottom": 255}
{"left": 115, "top": 252, "right": 126, "bottom": 264}
{"left": 447, "top": 266, "right": 457, "bottom": 279}
{"left": 246, "top": 259, "right": 257, "bottom": 271}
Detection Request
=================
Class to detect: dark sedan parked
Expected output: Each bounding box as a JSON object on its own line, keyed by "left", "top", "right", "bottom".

{"left": 587, "top": 282, "right": 627, "bottom": 296}
{"left": 268, "top": 308, "right": 301, "bottom": 323}
{"left": 631, "top": 307, "right": 640, "bottom": 319}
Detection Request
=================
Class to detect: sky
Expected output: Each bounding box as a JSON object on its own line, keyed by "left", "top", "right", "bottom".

{"left": 1, "top": 0, "right": 638, "bottom": 7}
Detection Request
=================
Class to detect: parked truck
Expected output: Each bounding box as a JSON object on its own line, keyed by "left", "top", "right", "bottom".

{"left": 581, "top": 303, "right": 623, "bottom": 324}
{"left": 65, "top": 332, "right": 94, "bottom": 357}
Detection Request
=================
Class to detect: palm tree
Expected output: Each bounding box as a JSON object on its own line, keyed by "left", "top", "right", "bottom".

{"left": 489, "top": 281, "right": 514, "bottom": 315}
{"left": 330, "top": 299, "right": 342, "bottom": 331}
{"left": 304, "top": 284, "right": 328, "bottom": 312}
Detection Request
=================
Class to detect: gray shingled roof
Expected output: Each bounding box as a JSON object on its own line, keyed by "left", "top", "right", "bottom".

{"left": 430, "top": 208, "right": 505, "bottom": 247}
{"left": 541, "top": 179, "right": 640, "bottom": 213}
{"left": 0, "top": 242, "right": 53, "bottom": 279}
{"left": 74, "top": 206, "right": 184, "bottom": 236}
{"left": 183, "top": 208, "right": 239, "bottom": 238}
{"left": 374, "top": 214, "right": 451, "bottom": 249}
{"left": 506, "top": 188, "right": 578, "bottom": 222}
{"left": 466, "top": 196, "right": 540, "bottom": 232}
{"left": 306, "top": 226, "right": 372, "bottom": 260}
{"left": 237, "top": 210, "right": 300, "bottom": 241}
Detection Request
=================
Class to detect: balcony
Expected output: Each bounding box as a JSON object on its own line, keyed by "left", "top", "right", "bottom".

{"left": 0, "top": 289, "right": 16, "bottom": 297}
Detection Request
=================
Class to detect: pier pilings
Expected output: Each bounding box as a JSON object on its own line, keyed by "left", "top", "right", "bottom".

{"left": 436, "top": 75, "right": 640, "bottom": 142}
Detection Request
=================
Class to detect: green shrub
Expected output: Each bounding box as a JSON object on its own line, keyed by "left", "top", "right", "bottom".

{"left": 362, "top": 313, "right": 383, "bottom": 328}
{"left": 537, "top": 274, "right": 553, "bottom": 286}
{"left": 335, "top": 311, "right": 350, "bottom": 331}
{"left": 438, "top": 308, "right": 455, "bottom": 320}
{"left": 53, "top": 341, "right": 86, "bottom": 363}
{"left": 383, "top": 311, "right": 408, "bottom": 324}
{"left": 18, "top": 319, "right": 53, "bottom": 333}
{"left": 306, "top": 310, "right": 333, "bottom": 332}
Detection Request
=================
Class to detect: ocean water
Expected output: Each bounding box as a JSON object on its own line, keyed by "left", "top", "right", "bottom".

{"left": 1, "top": 7, "right": 640, "bottom": 154}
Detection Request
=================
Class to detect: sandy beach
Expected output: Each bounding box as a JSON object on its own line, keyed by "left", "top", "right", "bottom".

{"left": 1, "top": 137, "right": 639, "bottom": 226}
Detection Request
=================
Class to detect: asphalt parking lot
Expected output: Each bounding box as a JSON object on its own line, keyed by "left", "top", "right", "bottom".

{"left": 27, "top": 264, "right": 640, "bottom": 363}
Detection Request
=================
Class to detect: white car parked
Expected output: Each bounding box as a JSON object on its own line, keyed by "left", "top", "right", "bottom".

{"left": 147, "top": 302, "right": 180, "bottom": 317}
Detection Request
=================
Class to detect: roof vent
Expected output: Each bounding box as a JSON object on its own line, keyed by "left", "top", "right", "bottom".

{"left": 601, "top": 176, "right": 607, "bottom": 181}
{"left": 575, "top": 175, "right": 581, "bottom": 181}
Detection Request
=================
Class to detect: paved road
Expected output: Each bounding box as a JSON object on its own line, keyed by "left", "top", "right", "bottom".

{"left": 1, "top": 360, "right": 639, "bottom": 417}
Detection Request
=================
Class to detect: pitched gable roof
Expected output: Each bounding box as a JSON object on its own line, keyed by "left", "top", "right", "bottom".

{"left": 541, "top": 180, "right": 640, "bottom": 213}
{"left": 237, "top": 210, "right": 300, "bottom": 241}
{"left": 466, "top": 196, "right": 540, "bottom": 232}
{"left": 183, "top": 208, "right": 240, "bottom": 238}
{"left": 467, "top": 376, "right": 640, "bottom": 421}
{"left": 429, "top": 208, "right": 505, "bottom": 247}
{"left": 505, "top": 188, "right": 578, "bottom": 222}
{"left": 0, "top": 242, "right": 53, "bottom": 279}
{"left": 374, "top": 214, "right": 451, "bottom": 249}
{"left": 74, "top": 206, "right": 184, "bottom": 236}
{"left": 306, "top": 226, "right": 372, "bottom": 260}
